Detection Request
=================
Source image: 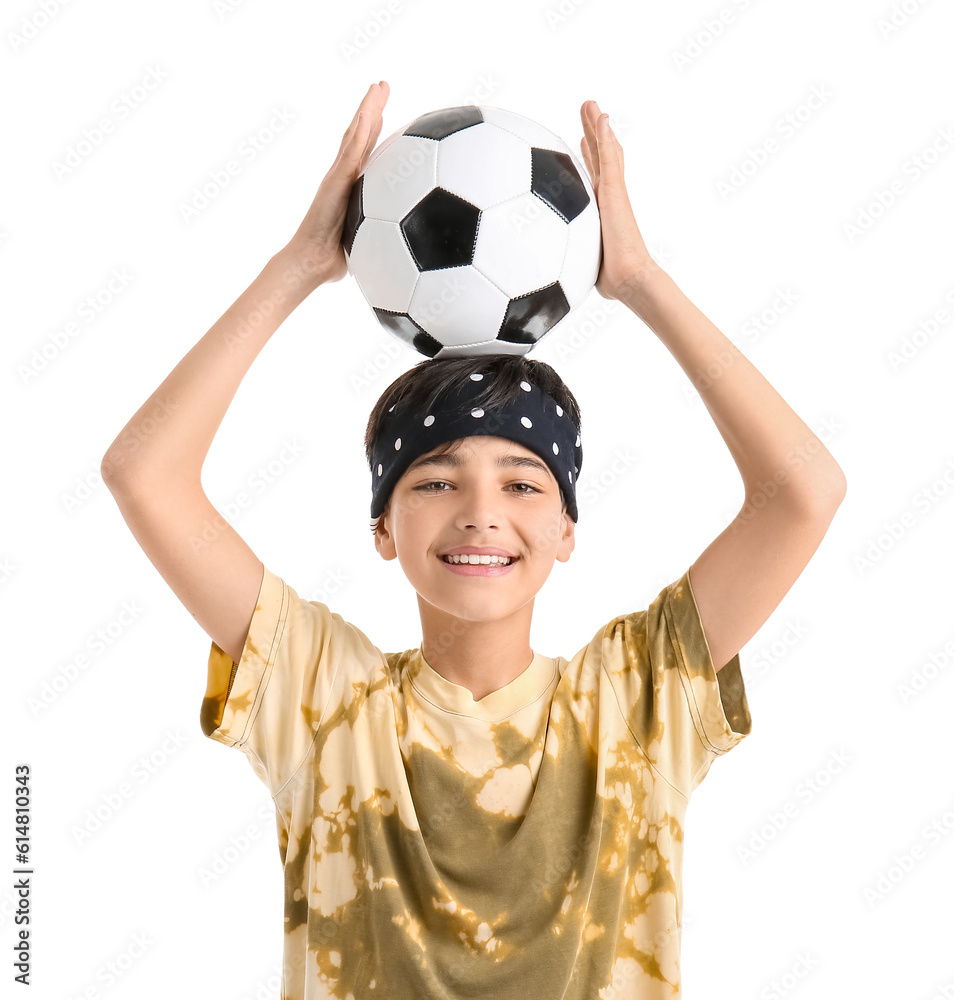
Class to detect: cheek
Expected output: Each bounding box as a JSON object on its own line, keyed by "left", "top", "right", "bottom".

{"left": 392, "top": 509, "right": 435, "bottom": 557}
{"left": 525, "top": 511, "right": 566, "bottom": 553}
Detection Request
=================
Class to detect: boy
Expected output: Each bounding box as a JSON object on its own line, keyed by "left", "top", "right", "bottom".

{"left": 102, "top": 82, "right": 847, "bottom": 999}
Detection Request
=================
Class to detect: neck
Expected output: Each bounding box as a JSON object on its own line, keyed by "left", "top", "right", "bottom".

{"left": 417, "top": 596, "right": 535, "bottom": 702}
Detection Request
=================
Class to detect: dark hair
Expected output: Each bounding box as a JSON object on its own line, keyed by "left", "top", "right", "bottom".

{"left": 365, "top": 353, "right": 582, "bottom": 528}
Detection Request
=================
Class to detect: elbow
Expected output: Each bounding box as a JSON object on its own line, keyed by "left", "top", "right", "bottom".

{"left": 100, "top": 451, "right": 117, "bottom": 487}
{"left": 100, "top": 451, "right": 120, "bottom": 487}
{"left": 825, "top": 467, "right": 848, "bottom": 508}
{"left": 808, "top": 471, "right": 848, "bottom": 520}
{"left": 800, "top": 447, "right": 848, "bottom": 513}
{"left": 806, "top": 453, "right": 848, "bottom": 513}
{"left": 100, "top": 450, "right": 135, "bottom": 492}
{"left": 768, "top": 469, "right": 847, "bottom": 522}
{"left": 835, "top": 472, "right": 848, "bottom": 505}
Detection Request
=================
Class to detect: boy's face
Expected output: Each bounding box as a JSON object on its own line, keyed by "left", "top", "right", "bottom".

{"left": 374, "top": 435, "right": 575, "bottom": 623}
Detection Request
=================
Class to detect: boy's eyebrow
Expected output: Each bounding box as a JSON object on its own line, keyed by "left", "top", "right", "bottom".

{"left": 405, "top": 452, "right": 553, "bottom": 479}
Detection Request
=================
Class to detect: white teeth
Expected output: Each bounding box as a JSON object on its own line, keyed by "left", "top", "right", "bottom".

{"left": 443, "top": 554, "right": 513, "bottom": 565}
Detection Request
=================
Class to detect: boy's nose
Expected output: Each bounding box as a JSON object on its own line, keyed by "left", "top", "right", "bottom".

{"left": 454, "top": 489, "right": 503, "bottom": 529}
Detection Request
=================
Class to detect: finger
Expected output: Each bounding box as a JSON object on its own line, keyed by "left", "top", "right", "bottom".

{"left": 579, "top": 100, "right": 599, "bottom": 165}
{"left": 341, "top": 88, "right": 372, "bottom": 143}
{"left": 601, "top": 114, "right": 624, "bottom": 171}
{"left": 360, "top": 81, "right": 388, "bottom": 118}
{"left": 579, "top": 135, "right": 597, "bottom": 187}
{"left": 354, "top": 81, "right": 390, "bottom": 161}
{"left": 336, "top": 111, "right": 367, "bottom": 168}
{"left": 593, "top": 120, "right": 639, "bottom": 236}
{"left": 360, "top": 80, "right": 389, "bottom": 122}
{"left": 361, "top": 111, "right": 385, "bottom": 163}
{"left": 595, "top": 114, "right": 624, "bottom": 179}
{"left": 580, "top": 100, "right": 605, "bottom": 185}
{"left": 340, "top": 100, "right": 382, "bottom": 165}
{"left": 341, "top": 81, "right": 388, "bottom": 148}
{"left": 582, "top": 99, "right": 603, "bottom": 142}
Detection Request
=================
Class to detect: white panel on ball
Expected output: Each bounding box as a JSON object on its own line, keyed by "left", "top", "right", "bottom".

{"left": 473, "top": 195, "right": 569, "bottom": 298}
{"left": 438, "top": 338, "right": 529, "bottom": 359}
{"left": 436, "top": 124, "right": 531, "bottom": 210}
{"left": 364, "top": 126, "right": 405, "bottom": 170}
{"left": 560, "top": 210, "right": 603, "bottom": 308}
{"left": 361, "top": 136, "right": 438, "bottom": 223}
{"left": 477, "top": 106, "right": 569, "bottom": 152}
{"left": 349, "top": 219, "right": 419, "bottom": 312}
{"left": 409, "top": 268, "right": 508, "bottom": 347}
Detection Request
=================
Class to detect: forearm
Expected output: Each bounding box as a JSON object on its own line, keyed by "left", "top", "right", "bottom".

{"left": 102, "top": 247, "right": 322, "bottom": 490}
{"left": 621, "top": 266, "right": 847, "bottom": 512}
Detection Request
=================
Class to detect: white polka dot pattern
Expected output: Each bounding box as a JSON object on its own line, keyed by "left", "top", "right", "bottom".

{"left": 370, "top": 371, "right": 583, "bottom": 524}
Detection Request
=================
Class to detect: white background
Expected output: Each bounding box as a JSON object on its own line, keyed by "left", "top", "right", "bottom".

{"left": 4, "top": 0, "right": 953, "bottom": 997}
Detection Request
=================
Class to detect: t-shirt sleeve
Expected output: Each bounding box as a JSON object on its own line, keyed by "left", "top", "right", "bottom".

{"left": 199, "top": 564, "right": 378, "bottom": 799}
{"left": 601, "top": 565, "right": 752, "bottom": 799}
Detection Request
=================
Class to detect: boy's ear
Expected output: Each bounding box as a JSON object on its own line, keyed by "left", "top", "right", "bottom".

{"left": 555, "top": 505, "right": 576, "bottom": 563}
{"left": 374, "top": 504, "right": 398, "bottom": 561}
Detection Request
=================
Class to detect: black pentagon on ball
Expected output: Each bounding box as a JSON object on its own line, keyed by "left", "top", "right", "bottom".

{"left": 402, "top": 188, "right": 481, "bottom": 271}
{"left": 531, "top": 148, "right": 590, "bottom": 223}
{"left": 373, "top": 309, "right": 444, "bottom": 358}
{"left": 496, "top": 282, "right": 570, "bottom": 345}
{"left": 404, "top": 106, "right": 484, "bottom": 140}
{"left": 341, "top": 175, "right": 365, "bottom": 256}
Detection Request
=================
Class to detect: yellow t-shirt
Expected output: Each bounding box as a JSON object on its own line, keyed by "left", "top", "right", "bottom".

{"left": 201, "top": 565, "right": 752, "bottom": 1000}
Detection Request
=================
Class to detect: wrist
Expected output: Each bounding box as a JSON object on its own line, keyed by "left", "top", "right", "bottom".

{"left": 615, "top": 260, "right": 670, "bottom": 316}
{"left": 272, "top": 241, "right": 332, "bottom": 296}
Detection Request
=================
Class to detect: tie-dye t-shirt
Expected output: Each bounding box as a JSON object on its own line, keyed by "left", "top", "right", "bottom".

{"left": 201, "top": 564, "right": 751, "bottom": 1000}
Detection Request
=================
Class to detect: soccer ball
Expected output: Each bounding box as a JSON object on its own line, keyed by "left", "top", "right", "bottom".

{"left": 340, "top": 105, "right": 601, "bottom": 358}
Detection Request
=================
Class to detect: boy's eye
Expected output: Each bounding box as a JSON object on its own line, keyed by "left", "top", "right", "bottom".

{"left": 414, "top": 481, "right": 540, "bottom": 494}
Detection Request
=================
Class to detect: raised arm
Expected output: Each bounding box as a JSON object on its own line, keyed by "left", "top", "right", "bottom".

{"left": 578, "top": 99, "right": 847, "bottom": 673}
{"left": 102, "top": 81, "right": 390, "bottom": 665}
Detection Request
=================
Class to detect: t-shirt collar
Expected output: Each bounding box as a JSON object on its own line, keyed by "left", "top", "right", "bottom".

{"left": 407, "top": 645, "right": 556, "bottom": 721}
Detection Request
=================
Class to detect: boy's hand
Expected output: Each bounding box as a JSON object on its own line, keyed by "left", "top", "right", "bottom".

{"left": 579, "top": 100, "right": 658, "bottom": 301}
{"left": 284, "top": 81, "right": 390, "bottom": 286}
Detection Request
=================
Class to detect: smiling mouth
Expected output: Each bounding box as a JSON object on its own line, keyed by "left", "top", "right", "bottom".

{"left": 440, "top": 554, "right": 517, "bottom": 566}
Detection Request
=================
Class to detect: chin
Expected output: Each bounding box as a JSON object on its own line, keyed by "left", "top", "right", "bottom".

{"left": 416, "top": 585, "right": 523, "bottom": 621}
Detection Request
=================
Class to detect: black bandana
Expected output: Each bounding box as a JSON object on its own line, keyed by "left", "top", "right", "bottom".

{"left": 370, "top": 372, "right": 583, "bottom": 523}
